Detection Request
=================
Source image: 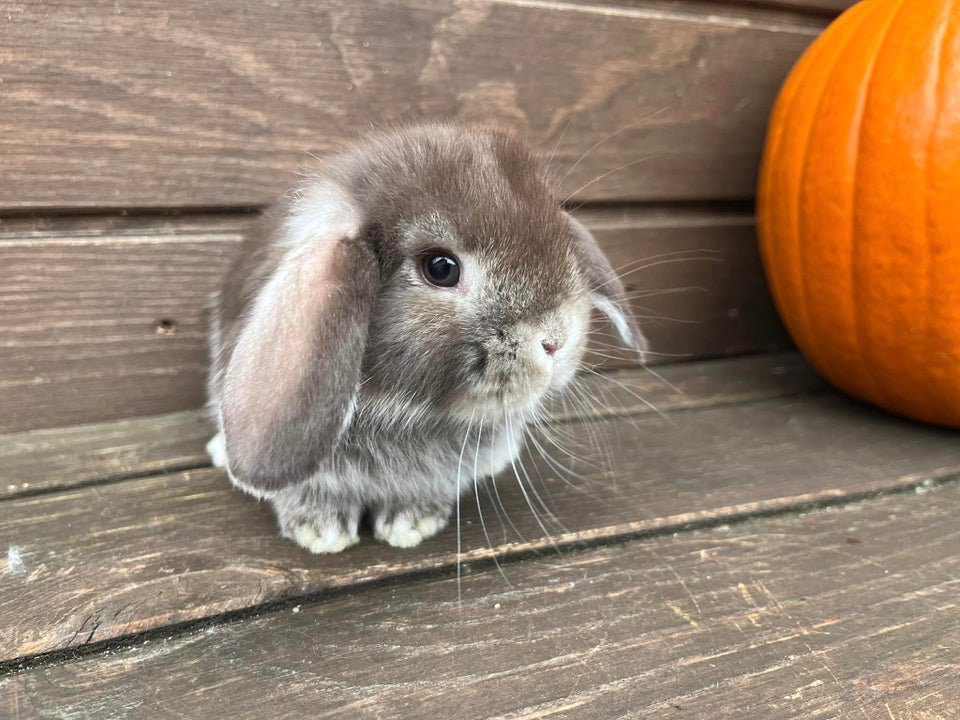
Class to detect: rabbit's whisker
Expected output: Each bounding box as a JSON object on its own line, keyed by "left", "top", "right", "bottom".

{"left": 472, "top": 418, "right": 511, "bottom": 588}
{"left": 506, "top": 413, "right": 560, "bottom": 553}
{"left": 454, "top": 410, "right": 476, "bottom": 607}
{"left": 557, "top": 105, "right": 673, "bottom": 190}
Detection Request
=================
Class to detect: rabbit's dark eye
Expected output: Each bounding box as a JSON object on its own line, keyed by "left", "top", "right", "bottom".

{"left": 421, "top": 253, "right": 461, "bottom": 288}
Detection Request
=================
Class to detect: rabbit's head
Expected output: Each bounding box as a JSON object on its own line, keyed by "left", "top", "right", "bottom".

{"left": 214, "top": 124, "right": 646, "bottom": 491}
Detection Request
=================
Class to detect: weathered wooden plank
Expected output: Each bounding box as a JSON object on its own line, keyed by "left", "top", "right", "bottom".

{"left": 0, "top": 411, "right": 212, "bottom": 499}
{"left": 1, "top": 390, "right": 957, "bottom": 661}
{"left": 0, "top": 209, "right": 789, "bottom": 434}
{"left": 0, "top": 0, "right": 822, "bottom": 209}
{"left": 4, "top": 481, "right": 958, "bottom": 719}
{"left": 0, "top": 230, "right": 242, "bottom": 434}
{"left": 0, "top": 353, "right": 822, "bottom": 499}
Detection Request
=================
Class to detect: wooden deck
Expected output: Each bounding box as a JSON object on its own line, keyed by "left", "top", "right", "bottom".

{"left": 2, "top": 354, "right": 958, "bottom": 718}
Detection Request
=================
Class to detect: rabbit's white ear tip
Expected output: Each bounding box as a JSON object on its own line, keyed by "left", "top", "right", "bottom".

{"left": 594, "top": 296, "right": 631, "bottom": 341}
{"left": 634, "top": 330, "right": 651, "bottom": 365}
{"left": 594, "top": 295, "right": 648, "bottom": 361}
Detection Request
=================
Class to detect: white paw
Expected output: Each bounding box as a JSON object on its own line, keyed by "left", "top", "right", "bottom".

{"left": 206, "top": 432, "right": 228, "bottom": 468}
{"left": 289, "top": 522, "right": 360, "bottom": 554}
{"left": 375, "top": 513, "right": 449, "bottom": 549}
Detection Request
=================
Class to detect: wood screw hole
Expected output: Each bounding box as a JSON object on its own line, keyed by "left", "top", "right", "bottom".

{"left": 154, "top": 319, "right": 178, "bottom": 336}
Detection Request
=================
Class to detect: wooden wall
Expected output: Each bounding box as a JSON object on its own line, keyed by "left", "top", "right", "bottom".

{"left": 0, "top": 0, "right": 856, "bottom": 433}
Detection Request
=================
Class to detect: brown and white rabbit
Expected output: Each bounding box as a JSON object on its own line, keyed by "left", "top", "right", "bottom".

{"left": 206, "top": 123, "right": 646, "bottom": 554}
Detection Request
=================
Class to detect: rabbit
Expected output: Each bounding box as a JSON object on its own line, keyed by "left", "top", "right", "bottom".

{"left": 205, "top": 123, "right": 647, "bottom": 554}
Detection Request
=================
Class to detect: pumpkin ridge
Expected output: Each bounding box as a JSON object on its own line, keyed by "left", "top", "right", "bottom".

{"left": 802, "top": 0, "right": 898, "bottom": 404}
{"left": 795, "top": 0, "right": 887, "bottom": 385}
{"left": 759, "top": 13, "right": 849, "bottom": 361}
{"left": 923, "top": 0, "right": 957, "bottom": 424}
{"left": 848, "top": 0, "right": 912, "bottom": 414}
{"left": 923, "top": 0, "right": 957, "bottom": 422}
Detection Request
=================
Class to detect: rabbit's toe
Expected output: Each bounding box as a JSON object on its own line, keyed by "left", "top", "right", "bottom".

{"left": 374, "top": 509, "right": 449, "bottom": 548}
{"left": 289, "top": 521, "right": 360, "bottom": 554}
{"left": 275, "top": 497, "right": 363, "bottom": 555}
{"left": 285, "top": 519, "right": 360, "bottom": 554}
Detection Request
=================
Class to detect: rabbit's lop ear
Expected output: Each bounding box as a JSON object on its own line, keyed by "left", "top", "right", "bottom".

{"left": 567, "top": 214, "right": 649, "bottom": 363}
{"left": 221, "top": 192, "right": 376, "bottom": 492}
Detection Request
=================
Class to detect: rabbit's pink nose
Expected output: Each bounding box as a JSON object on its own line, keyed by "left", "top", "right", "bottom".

{"left": 542, "top": 339, "right": 561, "bottom": 356}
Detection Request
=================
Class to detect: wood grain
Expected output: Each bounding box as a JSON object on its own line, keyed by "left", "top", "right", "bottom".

{"left": 0, "top": 0, "right": 822, "bottom": 210}
{"left": 1, "top": 390, "right": 958, "bottom": 661}
{"left": 0, "top": 410, "right": 212, "bottom": 499}
{"left": 0, "top": 353, "right": 822, "bottom": 499}
{"left": 0, "top": 229, "right": 242, "bottom": 434}
{"left": 0, "top": 209, "right": 790, "bottom": 434}
{"left": 4, "top": 480, "right": 958, "bottom": 719}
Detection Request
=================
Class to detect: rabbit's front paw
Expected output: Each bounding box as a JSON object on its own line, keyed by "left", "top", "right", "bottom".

{"left": 274, "top": 494, "right": 363, "bottom": 554}
{"left": 285, "top": 519, "right": 361, "bottom": 554}
{"left": 373, "top": 507, "right": 450, "bottom": 548}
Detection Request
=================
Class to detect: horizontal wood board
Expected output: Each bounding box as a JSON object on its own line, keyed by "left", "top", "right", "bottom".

{"left": 0, "top": 353, "right": 821, "bottom": 499}
{"left": 0, "top": 410, "right": 212, "bottom": 499}
{"left": 0, "top": 210, "right": 790, "bottom": 434}
{"left": 0, "top": 0, "right": 823, "bottom": 209}
{"left": 2, "top": 387, "right": 958, "bottom": 661}
{"left": 606, "top": 0, "right": 855, "bottom": 15}
{"left": 0, "top": 230, "right": 241, "bottom": 433}
{"left": 4, "top": 481, "right": 955, "bottom": 719}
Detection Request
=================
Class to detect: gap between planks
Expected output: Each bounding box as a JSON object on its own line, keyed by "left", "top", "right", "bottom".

{"left": 482, "top": 0, "right": 829, "bottom": 34}
{"left": 0, "top": 202, "right": 752, "bottom": 236}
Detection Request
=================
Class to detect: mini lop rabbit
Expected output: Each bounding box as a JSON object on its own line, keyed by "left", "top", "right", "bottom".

{"left": 206, "top": 123, "right": 646, "bottom": 553}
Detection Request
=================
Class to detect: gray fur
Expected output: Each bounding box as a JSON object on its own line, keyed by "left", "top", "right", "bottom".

{"left": 206, "top": 123, "right": 646, "bottom": 553}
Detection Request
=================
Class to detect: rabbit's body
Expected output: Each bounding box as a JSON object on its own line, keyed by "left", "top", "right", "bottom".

{"left": 208, "top": 397, "right": 524, "bottom": 552}
{"left": 207, "top": 124, "right": 645, "bottom": 553}
{"left": 210, "top": 414, "right": 525, "bottom": 552}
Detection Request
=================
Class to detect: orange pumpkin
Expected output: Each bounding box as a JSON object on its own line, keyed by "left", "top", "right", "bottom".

{"left": 758, "top": 0, "right": 960, "bottom": 428}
